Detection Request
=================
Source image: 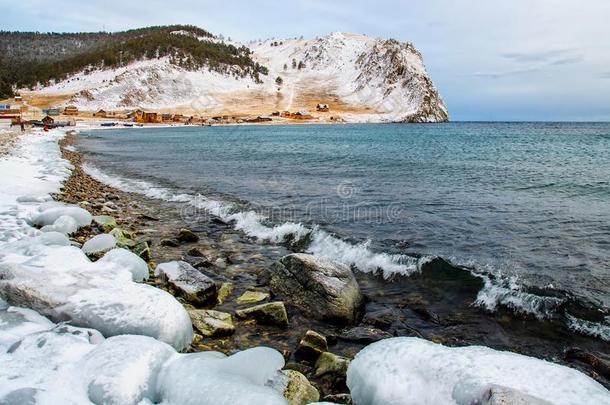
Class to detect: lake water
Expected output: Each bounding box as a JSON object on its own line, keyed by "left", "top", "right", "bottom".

{"left": 78, "top": 122, "right": 610, "bottom": 339}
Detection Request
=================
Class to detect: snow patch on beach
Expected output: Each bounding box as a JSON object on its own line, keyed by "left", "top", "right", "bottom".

{"left": 347, "top": 337, "right": 610, "bottom": 405}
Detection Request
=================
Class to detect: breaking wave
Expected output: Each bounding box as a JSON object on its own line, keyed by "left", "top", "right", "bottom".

{"left": 83, "top": 163, "right": 610, "bottom": 342}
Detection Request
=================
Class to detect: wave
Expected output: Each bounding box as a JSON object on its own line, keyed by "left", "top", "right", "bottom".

{"left": 83, "top": 163, "right": 425, "bottom": 277}
{"left": 82, "top": 163, "right": 610, "bottom": 342}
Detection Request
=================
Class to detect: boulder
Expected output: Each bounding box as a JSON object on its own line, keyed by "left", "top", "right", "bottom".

{"left": 217, "top": 282, "right": 234, "bottom": 304}
{"left": 296, "top": 330, "right": 328, "bottom": 361}
{"left": 235, "top": 302, "right": 289, "bottom": 328}
{"left": 187, "top": 247, "right": 205, "bottom": 257}
{"left": 237, "top": 290, "right": 270, "bottom": 304}
{"left": 160, "top": 239, "right": 179, "bottom": 247}
{"left": 188, "top": 309, "right": 235, "bottom": 338}
{"left": 282, "top": 370, "right": 320, "bottom": 405}
{"left": 315, "top": 352, "right": 351, "bottom": 379}
{"left": 155, "top": 261, "right": 217, "bottom": 306}
{"left": 270, "top": 254, "right": 364, "bottom": 324}
{"left": 92, "top": 215, "right": 117, "bottom": 232}
{"left": 177, "top": 228, "right": 199, "bottom": 243}
{"left": 109, "top": 228, "right": 137, "bottom": 249}
{"left": 338, "top": 326, "right": 392, "bottom": 344}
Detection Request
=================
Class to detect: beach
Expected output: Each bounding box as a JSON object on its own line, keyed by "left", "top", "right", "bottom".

{"left": 0, "top": 125, "right": 609, "bottom": 404}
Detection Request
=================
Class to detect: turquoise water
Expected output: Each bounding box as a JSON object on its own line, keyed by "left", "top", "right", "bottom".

{"left": 79, "top": 122, "right": 610, "bottom": 325}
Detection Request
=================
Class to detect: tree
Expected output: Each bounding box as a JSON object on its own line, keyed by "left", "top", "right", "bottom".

{"left": 298, "top": 61, "right": 305, "bottom": 70}
{"left": 283, "top": 63, "right": 287, "bottom": 71}
{"left": 275, "top": 76, "right": 283, "bottom": 86}
{"left": 292, "top": 58, "right": 297, "bottom": 69}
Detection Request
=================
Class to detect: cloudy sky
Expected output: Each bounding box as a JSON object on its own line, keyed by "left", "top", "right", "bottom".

{"left": 3, "top": 0, "right": 610, "bottom": 121}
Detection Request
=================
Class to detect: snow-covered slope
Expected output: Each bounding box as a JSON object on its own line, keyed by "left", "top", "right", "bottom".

{"left": 39, "top": 32, "right": 448, "bottom": 122}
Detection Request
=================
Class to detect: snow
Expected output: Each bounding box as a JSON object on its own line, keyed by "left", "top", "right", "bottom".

{"left": 0, "top": 129, "right": 192, "bottom": 351}
{"left": 81, "top": 233, "right": 116, "bottom": 254}
{"left": 346, "top": 337, "right": 610, "bottom": 405}
{"left": 40, "top": 214, "right": 79, "bottom": 234}
{"left": 1, "top": 302, "right": 289, "bottom": 405}
{"left": 97, "top": 248, "right": 149, "bottom": 281}
{"left": 32, "top": 32, "right": 447, "bottom": 122}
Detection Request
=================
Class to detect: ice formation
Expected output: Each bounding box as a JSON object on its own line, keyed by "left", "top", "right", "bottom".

{"left": 346, "top": 337, "right": 610, "bottom": 405}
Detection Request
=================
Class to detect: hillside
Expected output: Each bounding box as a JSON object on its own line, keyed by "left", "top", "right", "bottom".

{"left": 0, "top": 26, "right": 267, "bottom": 98}
{"left": 2, "top": 27, "right": 448, "bottom": 123}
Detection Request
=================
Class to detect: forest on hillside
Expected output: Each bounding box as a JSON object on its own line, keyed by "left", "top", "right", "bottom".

{"left": 0, "top": 25, "right": 268, "bottom": 98}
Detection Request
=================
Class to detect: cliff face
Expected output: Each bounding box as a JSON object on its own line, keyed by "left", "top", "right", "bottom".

{"left": 33, "top": 30, "right": 448, "bottom": 122}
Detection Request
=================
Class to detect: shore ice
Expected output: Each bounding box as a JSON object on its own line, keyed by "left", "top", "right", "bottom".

{"left": 347, "top": 337, "right": 610, "bottom": 405}
{"left": 0, "top": 128, "right": 293, "bottom": 404}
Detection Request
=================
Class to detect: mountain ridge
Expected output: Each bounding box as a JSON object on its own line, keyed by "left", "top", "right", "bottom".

{"left": 1, "top": 26, "right": 448, "bottom": 123}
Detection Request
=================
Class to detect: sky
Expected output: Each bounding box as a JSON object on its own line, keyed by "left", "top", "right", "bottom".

{"left": 3, "top": 0, "right": 610, "bottom": 121}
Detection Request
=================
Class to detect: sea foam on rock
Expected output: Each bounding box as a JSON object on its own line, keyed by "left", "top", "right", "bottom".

{"left": 346, "top": 337, "right": 610, "bottom": 405}
{"left": 270, "top": 253, "right": 364, "bottom": 324}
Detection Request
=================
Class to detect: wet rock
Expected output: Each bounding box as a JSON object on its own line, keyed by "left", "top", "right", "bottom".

{"left": 565, "top": 347, "right": 610, "bottom": 380}
{"left": 282, "top": 370, "right": 320, "bottom": 405}
{"left": 338, "top": 326, "right": 392, "bottom": 344}
{"left": 187, "top": 247, "right": 204, "bottom": 257}
{"left": 236, "top": 290, "right": 270, "bottom": 304}
{"left": 160, "top": 239, "right": 180, "bottom": 247}
{"left": 235, "top": 302, "right": 289, "bottom": 328}
{"left": 105, "top": 193, "right": 119, "bottom": 201}
{"left": 216, "top": 282, "right": 234, "bottom": 304}
{"left": 134, "top": 241, "right": 151, "bottom": 262}
{"left": 110, "top": 228, "right": 137, "bottom": 249}
{"left": 92, "top": 215, "right": 117, "bottom": 232}
{"left": 177, "top": 228, "right": 199, "bottom": 243}
{"left": 188, "top": 309, "right": 235, "bottom": 338}
{"left": 155, "top": 261, "right": 217, "bottom": 306}
{"left": 139, "top": 213, "right": 159, "bottom": 221}
{"left": 296, "top": 330, "right": 328, "bottom": 361}
{"left": 481, "top": 385, "right": 553, "bottom": 405}
{"left": 270, "top": 254, "right": 364, "bottom": 324}
{"left": 315, "top": 352, "right": 350, "bottom": 379}
{"left": 284, "top": 363, "right": 313, "bottom": 376}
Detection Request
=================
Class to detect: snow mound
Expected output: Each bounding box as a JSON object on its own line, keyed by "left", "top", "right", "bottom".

{"left": 0, "top": 304, "right": 289, "bottom": 405}
{"left": 40, "top": 214, "right": 79, "bottom": 234}
{"left": 156, "top": 346, "right": 287, "bottom": 405}
{"left": 81, "top": 233, "right": 116, "bottom": 254}
{"left": 0, "top": 129, "right": 192, "bottom": 351}
{"left": 97, "top": 248, "right": 149, "bottom": 281}
{"left": 346, "top": 337, "right": 610, "bottom": 405}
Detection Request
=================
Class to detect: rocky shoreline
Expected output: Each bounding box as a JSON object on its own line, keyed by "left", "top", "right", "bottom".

{"left": 56, "top": 131, "right": 370, "bottom": 402}
{"left": 58, "top": 130, "right": 610, "bottom": 392}
{"left": 0, "top": 128, "right": 608, "bottom": 403}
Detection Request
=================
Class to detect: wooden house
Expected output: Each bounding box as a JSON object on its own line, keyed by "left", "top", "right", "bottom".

{"left": 316, "top": 103, "right": 330, "bottom": 112}
{"left": 93, "top": 109, "right": 107, "bottom": 118}
{"left": 293, "top": 111, "right": 312, "bottom": 119}
{"left": 161, "top": 113, "right": 174, "bottom": 123}
{"left": 141, "top": 112, "right": 162, "bottom": 123}
{"left": 172, "top": 114, "right": 186, "bottom": 122}
{"left": 42, "top": 115, "right": 55, "bottom": 125}
{"left": 64, "top": 105, "right": 79, "bottom": 115}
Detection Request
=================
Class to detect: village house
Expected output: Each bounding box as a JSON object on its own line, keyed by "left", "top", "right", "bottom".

{"left": 316, "top": 103, "right": 330, "bottom": 112}
{"left": 93, "top": 109, "right": 107, "bottom": 118}
{"left": 64, "top": 105, "right": 79, "bottom": 116}
{"left": 161, "top": 113, "right": 174, "bottom": 123}
{"left": 42, "top": 115, "right": 55, "bottom": 125}
{"left": 293, "top": 111, "right": 313, "bottom": 119}
{"left": 140, "top": 112, "right": 162, "bottom": 123}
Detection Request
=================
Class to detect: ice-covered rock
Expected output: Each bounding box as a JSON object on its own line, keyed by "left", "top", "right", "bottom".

{"left": 346, "top": 337, "right": 610, "bottom": 405}
{"left": 78, "top": 335, "right": 175, "bottom": 405}
{"left": 81, "top": 233, "right": 116, "bottom": 255}
{"left": 156, "top": 347, "right": 288, "bottom": 405}
{"left": 155, "top": 261, "right": 217, "bottom": 306}
{"left": 37, "top": 231, "right": 71, "bottom": 246}
{"left": 270, "top": 254, "right": 364, "bottom": 324}
{"left": 40, "top": 214, "right": 79, "bottom": 234}
{"left": 98, "top": 248, "right": 149, "bottom": 281}
{"left": 31, "top": 205, "right": 92, "bottom": 229}
{"left": 0, "top": 243, "right": 192, "bottom": 350}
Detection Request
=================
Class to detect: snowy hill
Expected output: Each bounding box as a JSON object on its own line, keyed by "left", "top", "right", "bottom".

{"left": 33, "top": 31, "right": 449, "bottom": 123}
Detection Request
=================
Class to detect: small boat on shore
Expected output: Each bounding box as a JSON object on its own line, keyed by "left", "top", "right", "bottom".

{"left": 100, "top": 122, "right": 117, "bottom": 127}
